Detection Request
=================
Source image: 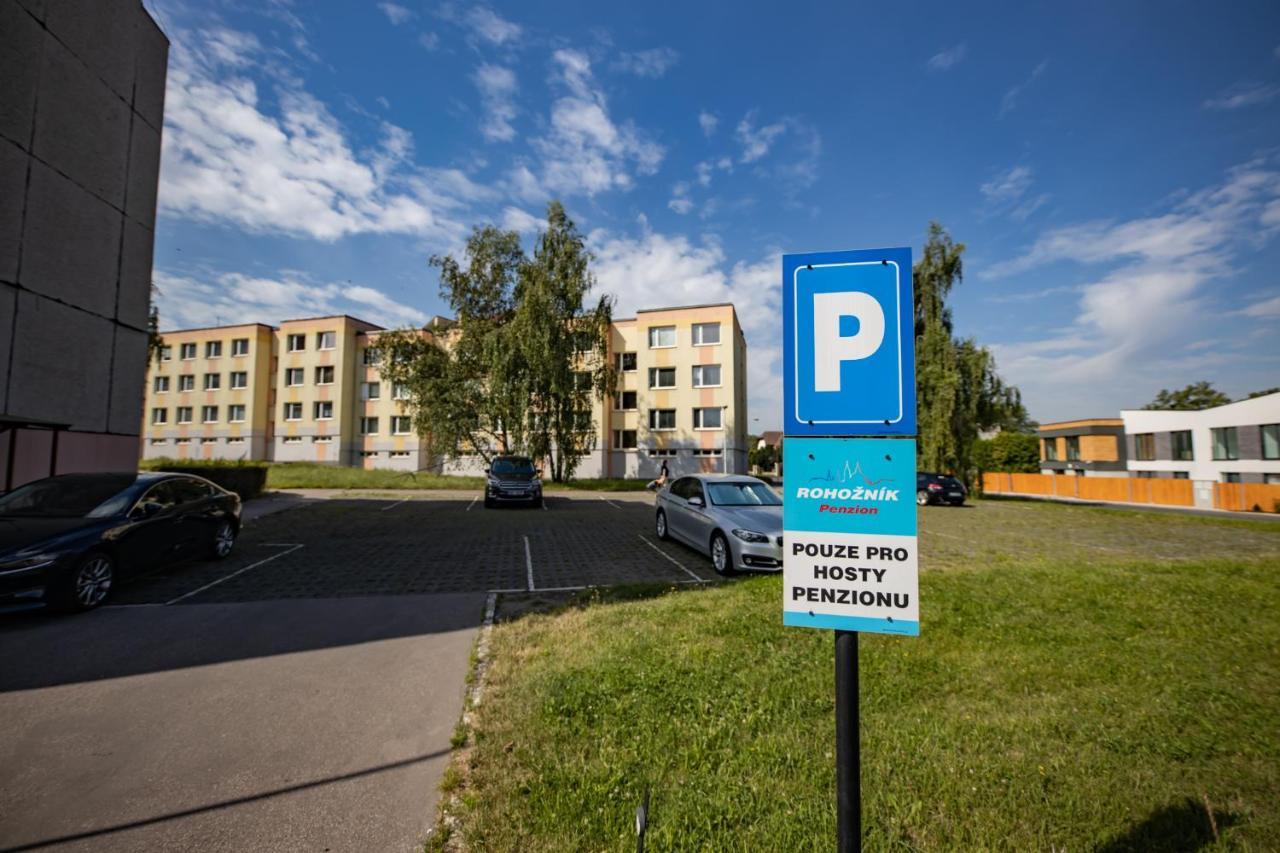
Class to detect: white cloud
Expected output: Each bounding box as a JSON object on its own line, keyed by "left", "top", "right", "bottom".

{"left": 698, "top": 111, "right": 718, "bottom": 137}
{"left": 736, "top": 112, "right": 786, "bottom": 163}
{"left": 983, "top": 160, "right": 1280, "bottom": 417}
{"left": 377, "top": 2, "right": 414, "bottom": 26}
{"left": 418, "top": 31, "right": 440, "bottom": 50}
{"left": 443, "top": 5, "right": 522, "bottom": 46}
{"left": 500, "top": 205, "right": 542, "bottom": 234}
{"left": 1238, "top": 293, "right": 1280, "bottom": 318}
{"left": 980, "top": 164, "right": 1049, "bottom": 221}
{"left": 999, "top": 60, "right": 1048, "bottom": 117}
{"left": 154, "top": 269, "right": 429, "bottom": 331}
{"left": 927, "top": 44, "right": 967, "bottom": 71}
{"left": 613, "top": 47, "right": 680, "bottom": 78}
{"left": 667, "top": 181, "right": 692, "bottom": 214}
{"left": 527, "top": 49, "right": 664, "bottom": 197}
{"left": 473, "top": 63, "right": 518, "bottom": 142}
{"left": 590, "top": 229, "right": 782, "bottom": 425}
{"left": 1202, "top": 81, "right": 1280, "bottom": 110}
{"left": 159, "top": 26, "right": 469, "bottom": 244}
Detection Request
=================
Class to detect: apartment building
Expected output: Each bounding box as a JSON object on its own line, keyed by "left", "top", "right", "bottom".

{"left": 1037, "top": 418, "right": 1128, "bottom": 477}
{"left": 598, "top": 303, "right": 748, "bottom": 478}
{"left": 141, "top": 303, "right": 749, "bottom": 477}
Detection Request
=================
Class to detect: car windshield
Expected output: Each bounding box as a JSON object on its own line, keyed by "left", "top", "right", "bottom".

{"left": 0, "top": 475, "right": 136, "bottom": 518}
{"left": 492, "top": 458, "right": 535, "bottom": 475}
{"left": 706, "top": 482, "right": 782, "bottom": 507}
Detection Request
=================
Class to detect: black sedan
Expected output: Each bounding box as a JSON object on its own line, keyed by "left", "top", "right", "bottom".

{"left": 916, "top": 472, "right": 967, "bottom": 506}
{"left": 0, "top": 472, "right": 241, "bottom": 612}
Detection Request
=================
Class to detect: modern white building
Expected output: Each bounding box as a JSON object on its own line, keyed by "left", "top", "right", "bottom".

{"left": 1120, "top": 391, "right": 1280, "bottom": 507}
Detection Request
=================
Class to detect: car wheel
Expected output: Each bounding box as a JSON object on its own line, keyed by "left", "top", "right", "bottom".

{"left": 655, "top": 509, "right": 669, "bottom": 540}
{"left": 483, "top": 496, "right": 494, "bottom": 509}
{"left": 51, "top": 552, "right": 115, "bottom": 613}
{"left": 210, "top": 520, "right": 237, "bottom": 559}
{"left": 710, "top": 531, "right": 734, "bottom": 576}
{"left": 916, "top": 490, "right": 930, "bottom": 506}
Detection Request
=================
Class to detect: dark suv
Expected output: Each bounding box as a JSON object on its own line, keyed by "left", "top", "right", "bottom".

{"left": 484, "top": 456, "right": 544, "bottom": 508}
{"left": 916, "top": 472, "right": 966, "bottom": 506}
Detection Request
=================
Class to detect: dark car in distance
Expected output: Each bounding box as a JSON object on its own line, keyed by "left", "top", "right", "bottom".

{"left": 484, "top": 456, "right": 544, "bottom": 508}
{"left": 0, "top": 472, "right": 241, "bottom": 612}
{"left": 916, "top": 472, "right": 967, "bottom": 506}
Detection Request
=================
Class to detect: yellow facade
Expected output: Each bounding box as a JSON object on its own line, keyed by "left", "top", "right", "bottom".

{"left": 140, "top": 304, "right": 749, "bottom": 476}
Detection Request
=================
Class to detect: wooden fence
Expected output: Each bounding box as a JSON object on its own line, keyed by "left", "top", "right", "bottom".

{"left": 983, "top": 472, "right": 1280, "bottom": 513}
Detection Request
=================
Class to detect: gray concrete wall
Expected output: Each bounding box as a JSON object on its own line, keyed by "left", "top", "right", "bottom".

{"left": 1, "top": 0, "right": 167, "bottom": 487}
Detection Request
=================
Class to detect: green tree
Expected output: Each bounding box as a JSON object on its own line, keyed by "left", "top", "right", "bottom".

{"left": 514, "top": 201, "right": 616, "bottom": 482}
{"left": 975, "top": 431, "right": 1041, "bottom": 473}
{"left": 377, "top": 224, "right": 528, "bottom": 466}
{"left": 749, "top": 444, "right": 777, "bottom": 472}
{"left": 1247, "top": 387, "right": 1280, "bottom": 400}
{"left": 1144, "top": 381, "right": 1231, "bottom": 411}
{"left": 913, "top": 222, "right": 1028, "bottom": 482}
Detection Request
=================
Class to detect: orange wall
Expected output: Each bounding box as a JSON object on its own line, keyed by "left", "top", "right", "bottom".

{"left": 984, "top": 473, "right": 1198, "bottom": 508}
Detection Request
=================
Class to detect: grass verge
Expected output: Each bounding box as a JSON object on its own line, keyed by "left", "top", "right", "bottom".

{"left": 448, "top": 555, "right": 1279, "bottom": 850}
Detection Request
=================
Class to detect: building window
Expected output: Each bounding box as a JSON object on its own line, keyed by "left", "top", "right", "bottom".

{"left": 315, "top": 365, "right": 334, "bottom": 385}
{"left": 1222, "top": 472, "right": 1242, "bottom": 484}
{"left": 1262, "top": 424, "right": 1279, "bottom": 460}
{"left": 200, "top": 437, "right": 218, "bottom": 444}
{"left": 205, "top": 341, "right": 222, "bottom": 358}
{"left": 612, "top": 429, "right": 638, "bottom": 449}
{"left": 204, "top": 373, "right": 220, "bottom": 391}
{"left": 227, "top": 437, "right": 245, "bottom": 445}
{"left": 392, "top": 416, "right": 412, "bottom": 434}
{"left": 616, "top": 352, "right": 637, "bottom": 372}
{"left": 693, "top": 407, "right": 723, "bottom": 430}
{"left": 573, "top": 371, "right": 592, "bottom": 392}
{"left": 159, "top": 346, "right": 172, "bottom": 362}
{"left": 390, "top": 451, "right": 411, "bottom": 459}
{"left": 648, "top": 326, "right": 676, "bottom": 348}
{"left": 176, "top": 406, "right": 193, "bottom": 424}
{"left": 363, "top": 382, "right": 381, "bottom": 400}
{"left": 1211, "top": 427, "right": 1239, "bottom": 460}
{"left": 313, "top": 435, "right": 332, "bottom": 443}
{"left": 1043, "top": 438, "right": 1058, "bottom": 461}
{"left": 692, "top": 323, "right": 720, "bottom": 346}
{"left": 648, "top": 367, "right": 676, "bottom": 389}
{"left": 154, "top": 376, "right": 169, "bottom": 393}
{"left": 1172, "top": 430, "right": 1193, "bottom": 461}
{"left": 692, "top": 364, "right": 721, "bottom": 388}
{"left": 283, "top": 402, "right": 302, "bottom": 421}
{"left": 363, "top": 347, "right": 381, "bottom": 365}
{"left": 614, "top": 391, "right": 638, "bottom": 411}
{"left": 287, "top": 333, "right": 305, "bottom": 352}
{"left": 1065, "top": 436, "right": 1080, "bottom": 461}
{"left": 175, "top": 438, "right": 191, "bottom": 446}
{"left": 393, "top": 382, "right": 410, "bottom": 400}
{"left": 228, "top": 404, "right": 246, "bottom": 422}
{"left": 692, "top": 449, "right": 723, "bottom": 457}
{"left": 314, "top": 401, "right": 334, "bottom": 420}
{"left": 649, "top": 409, "right": 676, "bottom": 431}
{"left": 1134, "top": 433, "right": 1155, "bottom": 461}
{"left": 285, "top": 368, "right": 304, "bottom": 386}
{"left": 1135, "top": 470, "right": 1155, "bottom": 479}
{"left": 149, "top": 438, "right": 166, "bottom": 446}
{"left": 151, "top": 408, "right": 167, "bottom": 425}
{"left": 648, "top": 449, "right": 678, "bottom": 458}
{"left": 360, "top": 417, "right": 380, "bottom": 435}
{"left": 178, "top": 374, "right": 194, "bottom": 392}
{"left": 231, "top": 338, "right": 249, "bottom": 356}
{"left": 1172, "top": 471, "right": 1189, "bottom": 479}
{"left": 201, "top": 406, "right": 218, "bottom": 423}
{"left": 359, "top": 451, "right": 378, "bottom": 458}
{"left": 230, "top": 371, "right": 248, "bottom": 389}
{"left": 282, "top": 436, "right": 302, "bottom": 444}
{"left": 180, "top": 343, "right": 196, "bottom": 360}
{"left": 317, "top": 331, "right": 336, "bottom": 350}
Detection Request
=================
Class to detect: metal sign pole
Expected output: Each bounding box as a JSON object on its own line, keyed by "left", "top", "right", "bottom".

{"left": 835, "top": 629, "right": 860, "bottom": 852}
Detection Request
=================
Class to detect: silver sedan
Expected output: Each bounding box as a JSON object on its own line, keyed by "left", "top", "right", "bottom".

{"left": 654, "top": 474, "right": 783, "bottom": 575}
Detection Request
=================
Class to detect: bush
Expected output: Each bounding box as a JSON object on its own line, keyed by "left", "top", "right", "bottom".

{"left": 140, "top": 458, "right": 269, "bottom": 500}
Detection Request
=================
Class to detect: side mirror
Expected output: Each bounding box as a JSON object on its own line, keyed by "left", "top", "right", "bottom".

{"left": 688, "top": 495, "right": 705, "bottom": 508}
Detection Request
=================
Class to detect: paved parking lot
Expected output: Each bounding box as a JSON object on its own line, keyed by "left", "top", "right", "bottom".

{"left": 0, "top": 492, "right": 712, "bottom": 853}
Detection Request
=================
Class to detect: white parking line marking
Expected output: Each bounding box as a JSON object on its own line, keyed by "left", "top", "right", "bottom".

{"left": 164, "top": 544, "right": 304, "bottom": 606}
{"left": 541, "top": 498, "right": 549, "bottom": 511}
{"left": 466, "top": 497, "right": 478, "bottom": 512}
{"left": 637, "top": 535, "right": 706, "bottom": 583}
{"left": 602, "top": 499, "right": 622, "bottom": 509}
{"left": 486, "top": 580, "right": 705, "bottom": 594}
{"left": 381, "top": 499, "right": 408, "bottom": 511}
{"left": 524, "top": 535, "right": 535, "bottom": 591}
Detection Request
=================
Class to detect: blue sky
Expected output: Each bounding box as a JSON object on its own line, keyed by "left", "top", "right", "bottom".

{"left": 145, "top": 0, "right": 1280, "bottom": 429}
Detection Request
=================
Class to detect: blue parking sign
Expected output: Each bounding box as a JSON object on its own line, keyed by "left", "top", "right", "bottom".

{"left": 783, "top": 247, "right": 915, "bottom": 436}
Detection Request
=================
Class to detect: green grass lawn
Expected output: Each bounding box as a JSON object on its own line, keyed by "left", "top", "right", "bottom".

{"left": 445, "top": 501, "right": 1280, "bottom": 851}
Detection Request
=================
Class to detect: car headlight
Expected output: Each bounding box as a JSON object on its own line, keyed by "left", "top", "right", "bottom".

{"left": 0, "top": 554, "right": 58, "bottom": 573}
{"left": 731, "top": 529, "right": 770, "bottom": 544}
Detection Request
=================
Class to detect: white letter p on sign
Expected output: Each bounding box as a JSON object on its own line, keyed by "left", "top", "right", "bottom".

{"left": 813, "top": 291, "right": 885, "bottom": 392}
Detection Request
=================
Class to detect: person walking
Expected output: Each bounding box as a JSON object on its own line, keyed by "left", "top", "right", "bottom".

{"left": 646, "top": 459, "right": 671, "bottom": 491}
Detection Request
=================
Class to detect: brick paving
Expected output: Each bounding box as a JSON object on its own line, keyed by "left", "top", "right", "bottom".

{"left": 111, "top": 495, "right": 719, "bottom": 606}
